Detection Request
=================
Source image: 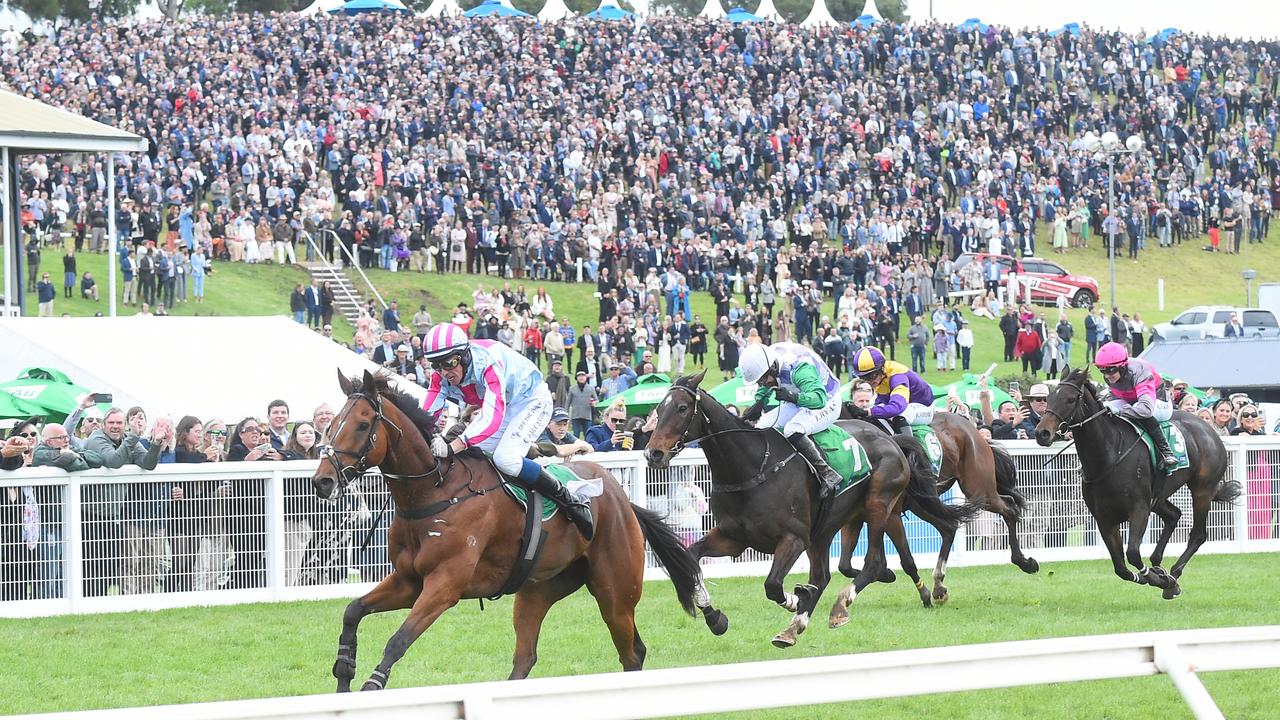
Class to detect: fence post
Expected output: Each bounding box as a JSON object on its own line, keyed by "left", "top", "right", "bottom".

{"left": 1232, "top": 442, "right": 1248, "bottom": 552}
{"left": 266, "top": 469, "right": 286, "bottom": 599}
{"left": 633, "top": 452, "right": 649, "bottom": 508}
{"left": 65, "top": 476, "right": 83, "bottom": 611}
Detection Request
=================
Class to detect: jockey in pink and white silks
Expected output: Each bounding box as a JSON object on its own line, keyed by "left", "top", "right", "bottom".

{"left": 1093, "top": 341, "right": 1177, "bottom": 474}
{"left": 739, "top": 342, "right": 844, "bottom": 498}
{"left": 421, "top": 323, "right": 594, "bottom": 539}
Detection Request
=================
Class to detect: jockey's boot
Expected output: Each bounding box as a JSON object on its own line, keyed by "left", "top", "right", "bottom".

{"left": 789, "top": 432, "right": 843, "bottom": 499}
{"left": 1136, "top": 416, "right": 1177, "bottom": 475}
{"left": 520, "top": 460, "right": 594, "bottom": 541}
{"left": 890, "top": 415, "right": 913, "bottom": 437}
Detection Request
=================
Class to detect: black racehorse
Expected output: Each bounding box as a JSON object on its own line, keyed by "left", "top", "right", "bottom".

{"left": 1034, "top": 368, "right": 1242, "bottom": 599}
{"left": 645, "top": 370, "right": 978, "bottom": 647}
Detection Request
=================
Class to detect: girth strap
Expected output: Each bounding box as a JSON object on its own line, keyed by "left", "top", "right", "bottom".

{"left": 489, "top": 490, "right": 548, "bottom": 600}
{"left": 395, "top": 491, "right": 482, "bottom": 520}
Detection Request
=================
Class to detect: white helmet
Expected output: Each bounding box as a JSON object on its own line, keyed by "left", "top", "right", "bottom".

{"left": 740, "top": 343, "right": 778, "bottom": 385}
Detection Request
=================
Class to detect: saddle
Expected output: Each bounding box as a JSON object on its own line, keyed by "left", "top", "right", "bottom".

{"left": 809, "top": 426, "right": 872, "bottom": 497}
{"left": 1114, "top": 416, "right": 1190, "bottom": 473}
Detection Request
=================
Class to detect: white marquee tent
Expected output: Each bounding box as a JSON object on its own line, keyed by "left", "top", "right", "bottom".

{"left": 698, "top": 0, "right": 726, "bottom": 20}
{"left": 800, "top": 0, "right": 836, "bottom": 28}
{"left": 0, "top": 317, "right": 426, "bottom": 422}
{"left": 538, "top": 0, "right": 575, "bottom": 21}
{"left": 752, "top": 0, "right": 781, "bottom": 21}
{"left": 859, "top": 0, "right": 882, "bottom": 21}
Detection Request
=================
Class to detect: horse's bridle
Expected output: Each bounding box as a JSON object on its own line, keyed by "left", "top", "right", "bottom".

{"left": 1039, "top": 379, "right": 1109, "bottom": 431}
{"left": 321, "top": 390, "right": 446, "bottom": 488}
{"left": 660, "top": 384, "right": 763, "bottom": 455}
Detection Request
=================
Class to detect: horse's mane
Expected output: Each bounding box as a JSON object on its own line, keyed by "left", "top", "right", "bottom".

{"left": 353, "top": 371, "right": 438, "bottom": 442}
{"left": 1062, "top": 367, "right": 1101, "bottom": 404}
{"left": 674, "top": 373, "right": 751, "bottom": 429}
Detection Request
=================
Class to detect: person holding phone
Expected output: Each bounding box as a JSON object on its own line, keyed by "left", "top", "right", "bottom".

{"left": 226, "top": 419, "right": 281, "bottom": 462}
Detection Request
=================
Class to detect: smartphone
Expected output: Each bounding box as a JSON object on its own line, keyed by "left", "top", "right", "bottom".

{"left": 90, "top": 393, "right": 113, "bottom": 404}
{"left": 254, "top": 443, "right": 273, "bottom": 453}
{"left": 1008, "top": 381, "right": 1020, "bottom": 396}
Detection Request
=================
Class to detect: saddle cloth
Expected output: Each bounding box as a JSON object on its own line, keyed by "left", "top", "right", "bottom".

{"left": 500, "top": 463, "right": 604, "bottom": 520}
{"left": 911, "top": 425, "right": 945, "bottom": 475}
{"left": 811, "top": 425, "right": 872, "bottom": 497}
{"left": 1115, "top": 417, "right": 1191, "bottom": 472}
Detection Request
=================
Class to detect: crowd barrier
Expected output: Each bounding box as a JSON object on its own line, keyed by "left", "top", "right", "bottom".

{"left": 2, "top": 438, "right": 1278, "bottom": 617}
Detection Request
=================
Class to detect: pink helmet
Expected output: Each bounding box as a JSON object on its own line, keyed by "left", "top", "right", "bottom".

{"left": 1093, "top": 341, "right": 1129, "bottom": 369}
{"left": 423, "top": 323, "right": 469, "bottom": 360}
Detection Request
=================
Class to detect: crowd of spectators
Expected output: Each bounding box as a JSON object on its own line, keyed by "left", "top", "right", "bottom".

{"left": 5, "top": 14, "right": 1279, "bottom": 368}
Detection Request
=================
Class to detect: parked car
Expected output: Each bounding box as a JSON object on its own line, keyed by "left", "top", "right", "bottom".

{"left": 1151, "top": 306, "right": 1280, "bottom": 341}
{"left": 953, "top": 254, "right": 1100, "bottom": 308}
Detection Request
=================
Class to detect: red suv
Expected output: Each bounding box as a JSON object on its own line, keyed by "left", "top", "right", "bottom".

{"left": 954, "top": 253, "right": 1099, "bottom": 308}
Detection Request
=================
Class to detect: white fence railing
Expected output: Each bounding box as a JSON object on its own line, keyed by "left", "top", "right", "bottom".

{"left": 2, "top": 438, "right": 1278, "bottom": 617}
{"left": 9, "top": 625, "right": 1278, "bottom": 720}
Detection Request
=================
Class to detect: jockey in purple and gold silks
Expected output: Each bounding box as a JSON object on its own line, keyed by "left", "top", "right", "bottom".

{"left": 845, "top": 346, "right": 936, "bottom": 435}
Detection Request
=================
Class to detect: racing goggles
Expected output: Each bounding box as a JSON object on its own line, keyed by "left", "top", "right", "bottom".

{"left": 430, "top": 354, "right": 464, "bottom": 371}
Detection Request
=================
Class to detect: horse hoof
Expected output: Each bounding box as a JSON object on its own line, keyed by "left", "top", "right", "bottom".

{"left": 705, "top": 609, "right": 729, "bottom": 636}
{"left": 1018, "top": 557, "right": 1040, "bottom": 574}
{"left": 933, "top": 589, "right": 950, "bottom": 605}
{"left": 879, "top": 568, "right": 897, "bottom": 584}
{"left": 360, "top": 682, "right": 383, "bottom": 692}
{"left": 829, "top": 614, "right": 849, "bottom": 629}
{"left": 840, "top": 565, "right": 859, "bottom": 580}
{"left": 1162, "top": 580, "right": 1182, "bottom": 600}
{"left": 771, "top": 632, "right": 797, "bottom": 649}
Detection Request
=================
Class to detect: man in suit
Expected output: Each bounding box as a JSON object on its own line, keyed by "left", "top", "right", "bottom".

{"left": 371, "top": 330, "right": 399, "bottom": 365}
{"left": 1224, "top": 312, "right": 1245, "bottom": 337}
{"left": 304, "top": 280, "right": 322, "bottom": 328}
{"left": 903, "top": 286, "right": 925, "bottom": 325}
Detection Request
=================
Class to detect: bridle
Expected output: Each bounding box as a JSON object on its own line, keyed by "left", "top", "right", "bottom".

{"left": 321, "top": 390, "right": 446, "bottom": 489}
{"left": 1039, "top": 378, "right": 1109, "bottom": 432}
{"left": 653, "top": 384, "right": 799, "bottom": 492}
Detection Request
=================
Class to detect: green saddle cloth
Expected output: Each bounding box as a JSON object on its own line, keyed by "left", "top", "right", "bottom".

{"left": 811, "top": 425, "right": 872, "bottom": 497}
{"left": 911, "top": 425, "right": 945, "bottom": 475}
{"left": 1115, "top": 417, "right": 1191, "bottom": 472}
{"left": 501, "top": 463, "right": 577, "bottom": 521}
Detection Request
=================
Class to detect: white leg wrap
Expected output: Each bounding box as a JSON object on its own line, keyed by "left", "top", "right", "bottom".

{"left": 693, "top": 579, "right": 712, "bottom": 609}
{"left": 781, "top": 593, "right": 799, "bottom": 612}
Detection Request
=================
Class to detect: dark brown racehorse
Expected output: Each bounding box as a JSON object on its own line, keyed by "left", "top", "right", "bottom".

{"left": 1034, "top": 368, "right": 1241, "bottom": 599}
{"left": 839, "top": 405, "right": 1039, "bottom": 602}
{"left": 311, "top": 370, "right": 725, "bottom": 691}
{"left": 645, "top": 370, "right": 978, "bottom": 647}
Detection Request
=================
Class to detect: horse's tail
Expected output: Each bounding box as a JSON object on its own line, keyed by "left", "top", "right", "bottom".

{"left": 631, "top": 503, "right": 699, "bottom": 617}
{"left": 892, "top": 435, "right": 983, "bottom": 531}
{"left": 1213, "top": 479, "right": 1244, "bottom": 504}
{"left": 991, "top": 442, "right": 1027, "bottom": 520}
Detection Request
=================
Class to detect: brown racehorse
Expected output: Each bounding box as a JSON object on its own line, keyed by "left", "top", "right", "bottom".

{"left": 646, "top": 371, "right": 978, "bottom": 647}
{"left": 311, "top": 370, "right": 726, "bottom": 691}
{"left": 838, "top": 406, "right": 1040, "bottom": 602}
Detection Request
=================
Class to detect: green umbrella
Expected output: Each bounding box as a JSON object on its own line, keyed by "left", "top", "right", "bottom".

{"left": 929, "top": 373, "right": 1012, "bottom": 411}
{"left": 595, "top": 373, "right": 672, "bottom": 416}
{"left": 0, "top": 368, "right": 102, "bottom": 424}
{"left": 708, "top": 371, "right": 762, "bottom": 408}
{"left": 0, "top": 390, "right": 38, "bottom": 422}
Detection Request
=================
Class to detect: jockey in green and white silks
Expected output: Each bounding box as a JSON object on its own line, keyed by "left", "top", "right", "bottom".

{"left": 740, "top": 342, "right": 844, "bottom": 497}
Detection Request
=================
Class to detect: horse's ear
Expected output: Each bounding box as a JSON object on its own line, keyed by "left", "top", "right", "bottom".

{"left": 362, "top": 369, "right": 376, "bottom": 395}
{"left": 338, "top": 369, "right": 354, "bottom": 396}
{"left": 684, "top": 368, "right": 707, "bottom": 388}
{"left": 1061, "top": 364, "right": 1071, "bottom": 380}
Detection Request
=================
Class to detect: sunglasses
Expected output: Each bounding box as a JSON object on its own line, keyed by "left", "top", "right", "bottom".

{"left": 430, "top": 356, "right": 463, "bottom": 371}
{"left": 242, "top": 426, "right": 261, "bottom": 433}
{"left": 208, "top": 430, "right": 226, "bottom": 436}
{"left": 17, "top": 431, "right": 37, "bottom": 438}
{"left": 1240, "top": 412, "right": 1259, "bottom": 419}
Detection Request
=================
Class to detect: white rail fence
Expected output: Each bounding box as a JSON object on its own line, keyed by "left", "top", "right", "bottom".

{"left": 9, "top": 626, "right": 1279, "bottom": 720}
{"left": 2, "top": 438, "right": 1279, "bottom": 617}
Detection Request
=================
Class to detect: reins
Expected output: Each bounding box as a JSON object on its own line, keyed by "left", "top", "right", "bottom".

{"left": 661, "top": 384, "right": 799, "bottom": 492}
{"left": 1043, "top": 378, "right": 1147, "bottom": 476}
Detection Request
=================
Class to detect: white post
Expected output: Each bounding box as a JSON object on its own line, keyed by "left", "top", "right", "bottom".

{"left": 1158, "top": 279, "right": 1165, "bottom": 311}
{"left": 1232, "top": 443, "right": 1248, "bottom": 551}
{"left": 1, "top": 147, "right": 10, "bottom": 316}
{"left": 107, "top": 157, "right": 117, "bottom": 317}
{"left": 266, "top": 469, "right": 286, "bottom": 599}
{"left": 1154, "top": 642, "right": 1226, "bottom": 720}
{"left": 66, "top": 475, "right": 84, "bottom": 611}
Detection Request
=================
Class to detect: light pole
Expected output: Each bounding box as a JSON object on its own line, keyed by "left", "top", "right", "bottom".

{"left": 1243, "top": 268, "right": 1257, "bottom": 306}
{"left": 1081, "top": 131, "right": 1144, "bottom": 312}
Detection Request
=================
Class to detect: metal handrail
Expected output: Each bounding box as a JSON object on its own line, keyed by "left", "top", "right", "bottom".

{"left": 318, "top": 228, "right": 387, "bottom": 311}
{"left": 298, "top": 230, "right": 365, "bottom": 318}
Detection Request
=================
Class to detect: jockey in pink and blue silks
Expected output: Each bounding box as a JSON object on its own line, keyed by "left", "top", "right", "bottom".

{"left": 420, "top": 323, "right": 594, "bottom": 539}
{"left": 1093, "top": 341, "right": 1178, "bottom": 474}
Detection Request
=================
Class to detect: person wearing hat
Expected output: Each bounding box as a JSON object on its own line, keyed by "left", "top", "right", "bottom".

{"left": 533, "top": 408, "right": 593, "bottom": 458}
{"left": 846, "top": 345, "right": 936, "bottom": 437}
{"left": 932, "top": 322, "right": 952, "bottom": 372}
{"left": 386, "top": 344, "right": 415, "bottom": 377}
{"left": 955, "top": 319, "right": 975, "bottom": 371}
{"left": 1024, "top": 384, "right": 1051, "bottom": 425}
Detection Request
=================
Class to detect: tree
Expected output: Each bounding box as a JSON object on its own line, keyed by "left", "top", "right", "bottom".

{"left": 11, "top": 0, "right": 141, "bottom": 21}
{"left": 651, "top": 0, "right": 906, "bottom": 22}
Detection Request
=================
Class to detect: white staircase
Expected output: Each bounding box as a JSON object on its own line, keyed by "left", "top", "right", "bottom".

{"left": 304, "top": 262, "right": 364, "bottom": 326}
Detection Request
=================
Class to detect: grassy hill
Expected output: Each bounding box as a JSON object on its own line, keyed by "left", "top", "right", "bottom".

{"left": 7, "top": 225, "right": 1277, "bottom": 390}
